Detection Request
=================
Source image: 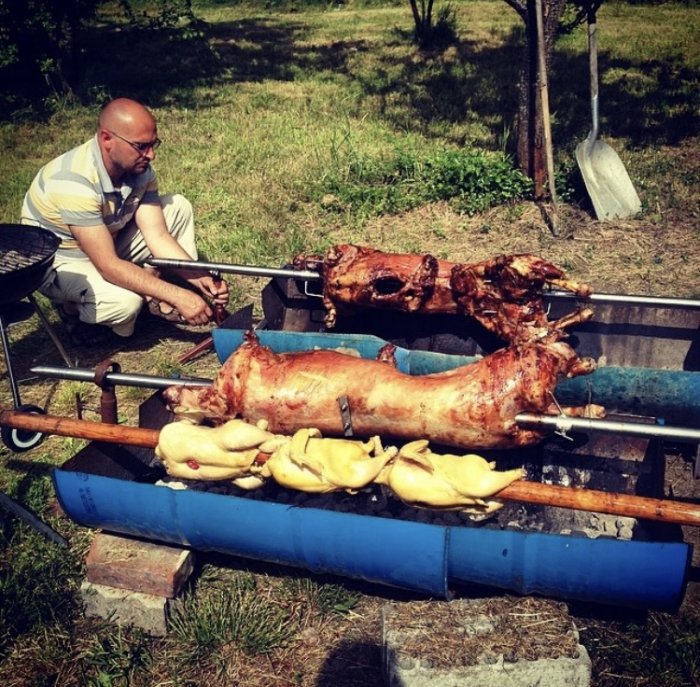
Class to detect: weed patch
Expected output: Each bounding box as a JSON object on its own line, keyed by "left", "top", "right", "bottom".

{"left": 319, "top": 145, "right": 533, "bottom": 218}
{"left": 168, "top": 573, "right": 294, "bottom": 660}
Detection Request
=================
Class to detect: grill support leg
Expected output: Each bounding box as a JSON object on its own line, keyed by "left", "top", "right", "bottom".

{"left": 0, "top": 312, "right": 22, "bottom": 408}
{"left": 29, "top": 294, "right": 74, "bottom": 368}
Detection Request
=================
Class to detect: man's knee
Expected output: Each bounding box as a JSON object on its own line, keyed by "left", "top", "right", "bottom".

{"left": 161, "top": 193, "right": 196, "bottom": 258}
{"left": 161, "top": 193, "right": 193, "bottom": 230}
{"left": 96, "top": 290, "right": 144, "bottom": 330}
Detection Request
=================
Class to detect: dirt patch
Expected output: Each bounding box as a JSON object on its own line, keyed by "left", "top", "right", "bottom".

{"left": 318, "top": 199, "right": 700, "bottom": 300}
{"left": 385, "top": 596, "right": 581, "bottom": 668}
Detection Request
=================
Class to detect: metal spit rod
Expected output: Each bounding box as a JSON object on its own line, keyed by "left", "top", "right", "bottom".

{"left": 146, "top": 258, "right": 322, "bottom": 282}
{"left": 545, "top": 290, "right": 700, "bottom": 310}
{"left": 516, "top": 413, "right": 700, "bottom": 443}
{"left": 31, "top": 365, "right": 700, "bottom": 444}
{"left": 31, "top": 365, "right": 211, "bottom": 390}
{"left": 145, "top": 257, "right": 700, "bottom": 310}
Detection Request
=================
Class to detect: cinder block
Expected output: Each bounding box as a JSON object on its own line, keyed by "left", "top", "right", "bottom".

{"left": 81, "top": 581, "right": 172, "bottom": 636}
{"left": 85, "top": 531, "right": 195, "bottom": 598}
{"left": 383, "top": 597, "right": 591, "bottom": 687}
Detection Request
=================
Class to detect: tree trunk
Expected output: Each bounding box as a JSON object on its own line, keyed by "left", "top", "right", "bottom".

{"left": 408, "top": 0, "right": 436, "bottom": 45}
{"left": 503, "top": 0, "right": 567, "bottom": 197}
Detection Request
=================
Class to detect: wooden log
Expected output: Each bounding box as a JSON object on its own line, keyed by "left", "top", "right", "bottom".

{"left": 2, "top": 407, "right": 699, "bottom": 527}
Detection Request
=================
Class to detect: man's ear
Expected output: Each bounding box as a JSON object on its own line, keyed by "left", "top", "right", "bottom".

{"left": 98, "top": 129, "right": 113, "bottom": 148}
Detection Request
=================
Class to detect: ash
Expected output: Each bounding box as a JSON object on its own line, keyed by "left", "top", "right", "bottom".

{"left": 154, "top": 470, "right": 636, "bottom": 541}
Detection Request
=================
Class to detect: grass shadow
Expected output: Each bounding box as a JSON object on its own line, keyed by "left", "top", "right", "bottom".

{"left": 4, "top": 12, "right": 696, "bottom": 152}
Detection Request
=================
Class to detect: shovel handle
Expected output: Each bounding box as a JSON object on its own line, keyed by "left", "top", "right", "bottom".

{"left": 2, "top": 407, "right": 700, "bottom": 527}
{"left": 587, "top": 8, "right": 600, "bottom": 139}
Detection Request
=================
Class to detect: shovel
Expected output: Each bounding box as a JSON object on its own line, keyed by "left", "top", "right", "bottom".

{"left": 575, "top": 8, "right": 641, "bottom": 220}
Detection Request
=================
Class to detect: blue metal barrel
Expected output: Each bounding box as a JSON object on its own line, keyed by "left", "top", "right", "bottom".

{"left": 52, "top": 467, "right": 690, "bottom": 610}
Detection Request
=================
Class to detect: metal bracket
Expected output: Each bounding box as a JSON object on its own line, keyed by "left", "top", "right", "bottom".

{"left": 303, "top": 280, "right": 324, "bottom": 299}
{"left": 337, "top": 395, "right": 354, "bottom": 437}
{"left": 95, "top": 359, "right": 121, "bottom": 424}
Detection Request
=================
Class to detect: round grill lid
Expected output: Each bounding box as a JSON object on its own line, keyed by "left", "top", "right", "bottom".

{"left": 0, "top": 224, "right": 60, "bottom": 276}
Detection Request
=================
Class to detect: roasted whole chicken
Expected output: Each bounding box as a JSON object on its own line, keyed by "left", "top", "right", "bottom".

{"left": 294, "top": 245, "right": 593, "bottom": 343}
{"left": 163, "top": 331, "right": 602, "bottom": 450}
{"left": 259, "top": 428, "right": 398, "bottom": 494}
{"left": 155, "top": 420, "right": 524, "bottom": 514}
{"left": 376, "top": 440, "right": 526, "bottom": 513}
{"left": 155, "top": 418, "right": 285, "bottom": 482}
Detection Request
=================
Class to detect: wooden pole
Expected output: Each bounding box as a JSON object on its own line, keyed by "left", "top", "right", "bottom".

{"left": 535, "top": 0, "right": 560, "bottom": 235}
{"left": 0, "top": 408, "right": 160, "bottom": 448}
{"left": 498, "top": 480, "right": 700, "bottom": 528}
{"left": 2, "top": 408, "right": 699, "bottom": 527}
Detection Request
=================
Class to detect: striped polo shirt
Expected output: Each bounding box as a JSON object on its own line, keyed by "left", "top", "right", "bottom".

{"left": 21, "top": 135, "right": 159, "bottom": 258}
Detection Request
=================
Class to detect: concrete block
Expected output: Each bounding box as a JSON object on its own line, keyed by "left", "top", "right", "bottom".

{"left": 383, "top": 597, "right": 591, "bottom": 687}
{"left": 81, "top": 581, "right": 172, "bottom": 636}
{"left": 85, "top": 531, "right": 195, "bottom": 598}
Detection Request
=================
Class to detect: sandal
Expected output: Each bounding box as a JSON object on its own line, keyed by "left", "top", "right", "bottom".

{"left": 147, "top": 299, "right": 184, "bottom": 323}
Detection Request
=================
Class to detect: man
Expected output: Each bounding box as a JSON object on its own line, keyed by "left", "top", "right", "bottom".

{"left": 21, "top": 97, "right": 228, "bottom": 342}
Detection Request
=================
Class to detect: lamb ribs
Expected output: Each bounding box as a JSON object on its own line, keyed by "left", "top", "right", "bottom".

{"left": 294, "top": 245, "right": 593, "bottom": 344}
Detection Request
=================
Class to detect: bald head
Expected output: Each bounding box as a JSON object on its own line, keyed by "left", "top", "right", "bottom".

{"left": 99, "top": 98, "right": 156, "bottom": 132}
{"left": 97, "top": 98, "right": 159, "bottom": 182}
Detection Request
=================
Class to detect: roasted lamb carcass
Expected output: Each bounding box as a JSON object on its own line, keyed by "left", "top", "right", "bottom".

{"left": 294, "top": 245, "right": 593, "bottom": 343}
{"left": 163, "top": 331, "right": 602, "bottom": 451}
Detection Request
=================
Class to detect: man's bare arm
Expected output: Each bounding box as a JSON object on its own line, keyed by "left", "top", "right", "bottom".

{"left": 135, "top": 203, "right": 229, "bottom": 306}
{"left": 70, "top": 223, "right": 213, "bottom": 324}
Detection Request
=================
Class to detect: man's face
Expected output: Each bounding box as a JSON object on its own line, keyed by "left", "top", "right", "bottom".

{"left": 104, "top": 122, "right": 160, "bottom": 177}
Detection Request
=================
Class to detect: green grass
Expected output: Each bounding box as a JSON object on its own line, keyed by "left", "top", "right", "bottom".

{"left": 0, "top": 1, "right": 699, "bottom": 685}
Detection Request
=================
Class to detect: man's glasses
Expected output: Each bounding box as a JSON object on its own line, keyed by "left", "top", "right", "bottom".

{"left": 107, "top": 130, "right": 161, "bottom": 154}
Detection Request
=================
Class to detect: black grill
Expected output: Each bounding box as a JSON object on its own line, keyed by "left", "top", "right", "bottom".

{"left": 0, "top": 224, "right": 60, "bottom": 305}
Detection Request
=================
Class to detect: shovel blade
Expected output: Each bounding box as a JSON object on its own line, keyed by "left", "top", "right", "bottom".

{"left": 576, "top": 139, "right": 641, "bottom": 220}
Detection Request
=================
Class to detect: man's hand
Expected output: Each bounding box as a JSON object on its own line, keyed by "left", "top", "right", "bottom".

{"left": 70, "top": 223, "right": 218, "bottom": 326}
{"left": 188, "top": 273, "right": 230, "bottom": 308}
{"left": 170, "top": 289, "right": 215, "bottom": 325}
{"left": 173, "top": 272, "right": 229, "bottom": 325}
